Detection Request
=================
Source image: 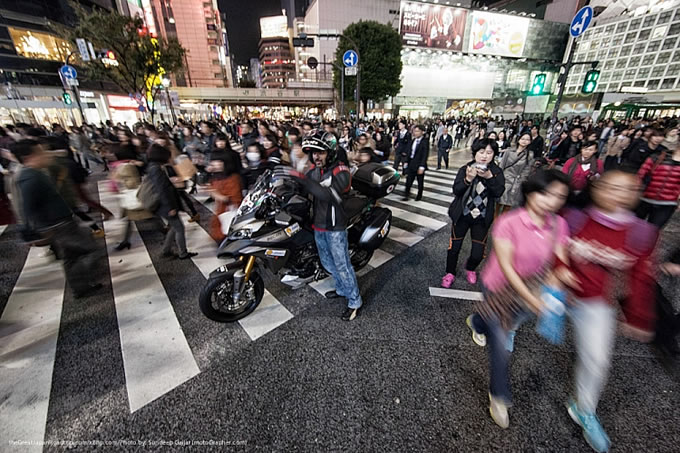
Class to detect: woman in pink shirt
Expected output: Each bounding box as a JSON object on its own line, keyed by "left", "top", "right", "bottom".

{"left": 465, "top": 169, "right": 574, "bottom": 429}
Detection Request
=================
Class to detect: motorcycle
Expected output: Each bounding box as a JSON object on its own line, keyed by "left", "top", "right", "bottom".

{"left": 199, "top": 163, "right": 401, "bottom": 323}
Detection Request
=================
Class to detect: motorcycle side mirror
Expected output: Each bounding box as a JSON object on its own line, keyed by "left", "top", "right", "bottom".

{"left": 275, "top": 211, "right": 292, "bottom": 226}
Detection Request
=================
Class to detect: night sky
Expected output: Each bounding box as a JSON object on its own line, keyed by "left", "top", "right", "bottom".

{"left": 220, "top": 0, "right": 283, "bottom": 66}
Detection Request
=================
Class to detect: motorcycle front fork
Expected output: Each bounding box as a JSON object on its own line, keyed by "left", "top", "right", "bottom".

{"left": 232, "top": 256, "right": 256, "bottom": 302}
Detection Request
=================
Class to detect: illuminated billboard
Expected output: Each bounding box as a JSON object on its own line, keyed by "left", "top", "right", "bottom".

{"left": 8, "top": 28, "right": 72, "bottom": 61}
{"left": 260, "top": 16, "right": 288, "bottom": 39}
{"left": 467, "top": 11, "right": 529, "bottom": 58}
{"left": 399, "top": 1, "right": 466, "bottom": 51}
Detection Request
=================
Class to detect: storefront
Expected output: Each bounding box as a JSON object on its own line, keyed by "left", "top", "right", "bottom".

{"left": 105, "top": 95, "right": 144, "bottom": 126}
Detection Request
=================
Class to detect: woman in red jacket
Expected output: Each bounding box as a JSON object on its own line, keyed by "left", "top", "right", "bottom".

{"left": 636, "top": 139, "right": 680, "bottom": 229}
{"left": 562, "top": 141, "right": 604, "bottom": 193}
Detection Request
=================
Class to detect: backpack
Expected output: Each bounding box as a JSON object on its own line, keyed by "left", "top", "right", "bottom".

{"left": 136, "top": 177, "right": 160, "bottom": 212}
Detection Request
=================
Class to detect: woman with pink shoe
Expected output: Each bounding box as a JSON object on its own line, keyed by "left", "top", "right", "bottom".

{"left": 442, "top": 139, "right": 505, "bottom": 288}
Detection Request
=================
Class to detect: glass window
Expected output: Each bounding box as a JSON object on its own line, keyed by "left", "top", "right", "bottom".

{"left": 662, "top": 37, "right": 677, "bottom": 50}
{"left": 657, "top": 52, "right": 672, "bottom": 64}
{"left": 634, "top": 80, "right": 646, "bottom": 87}
{"left": 624, "top": 69, "right": 636, "bottom": 79}
{"left": 608, "top": 48, "right": 619, "bottom": 58}
{"left": 637, "top": 67, "right": 651, "bottom": 78}
{"left": 579, "top": 41, "right": 591, "bottom": 52}
{"left": 605, "top": 25, "right": 616, "bottom": 34}
{"left": 642, "top": 54, "right": 656, "bottom": 65}
{"left": 643, "top": 15, "right": 657, "bottom": 28}
{"left": 628, "top": 56, "right": 641, "bottom": 67}
{"left": 604, "top": 60, "right": 615, "bottom": 70}
{"left": 647, "top": 79, "right": 660, "bottom": 89}
{"left": 612, "top": 71, "right": 623, "bottom": 81}
{"left": 658, "top": 11, "right": 673, "bottom": 24}
{"left": 630, "top": 18, "right": 642, "bottom": 29}
{"left": 619, "top": 45, "right": 632, "bottom": 56}
{"left": 611, "top": 35, "right": 623, "bottom": 46}
{"left": 669, "top": 23, "right": 680, "bottom": 35}
{"left": 638, "top": 28, "right": 651, "bottom": 40}
{"left": 616, "top": 22, "right": 628, "bottom": 33}
{"left": 651, "top": 66, "right": 666, "bottom": 77}
{"left": 600, "top": 72, "right": 610, "bottom": 82}
{"left": 646, "top": 41, "right": 661, "bottom": 52}
{"left": 615, "top": 59, "right": 627, "bottom": 69}
{"left": 652, "top": 25, "right": 668, "bottom": 39}
{"left": 587, "top": 52, "right": 596, "bottom": 60}
{"left": 597, "top": 49, "right": 608, "bottom": 59}
{"left": 668, "top": 63, "right": 680, "bottom": 74}
{"left": 661, "top": 78, "right": 676, "bottom": 89}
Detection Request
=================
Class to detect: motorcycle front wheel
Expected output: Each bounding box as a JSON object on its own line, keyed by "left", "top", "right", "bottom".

{"left": 199, "top": 269, "right": 265, "bottom": 323}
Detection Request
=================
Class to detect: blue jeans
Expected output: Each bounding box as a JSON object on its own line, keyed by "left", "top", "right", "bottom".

{"left": 314, "top": 230, "right": 363, "bottom": 309}
{"left": 470, "top": 311, "right": 532, "bottom": 405}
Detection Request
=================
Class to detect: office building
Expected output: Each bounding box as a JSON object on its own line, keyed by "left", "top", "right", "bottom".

{"left": 259, "top": 15, "right": 295, "bottom": 89}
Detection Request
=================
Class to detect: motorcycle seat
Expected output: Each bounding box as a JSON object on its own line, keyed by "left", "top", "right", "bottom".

{"left": 342, "top": 193, "right": 368, "bottom": 222}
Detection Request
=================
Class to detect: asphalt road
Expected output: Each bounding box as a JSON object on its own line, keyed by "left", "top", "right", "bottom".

{"left": 1, "top": 148, "right": 679, "bottom": 452}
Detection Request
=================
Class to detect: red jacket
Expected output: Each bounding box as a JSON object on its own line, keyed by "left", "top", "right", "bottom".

{"left": 562, "top": 157, "right": 604, "bottom": 192}
{"left": 638, "top": 153, "right": 680, "bottom": 203}
{"left": 559, "top": 208, "right": 658, "bottom": 332}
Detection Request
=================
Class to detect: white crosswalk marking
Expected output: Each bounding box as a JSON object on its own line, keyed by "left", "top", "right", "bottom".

{"left": 0, "top": 247, "right": 65, "bottom": 451}
{"left": 380, "top": 204, "right": 448, "bottom": 230}
{"left": 98, "top": 182, "right": 200, "bottom": 413}
{"left": 429, "top": 287, "right": 484, "bottom": 301}
{"left": 388, "top": 226, "right": 424, "bottom": 247}
{"left": 385, "top": 194, "right": 450, "bottom": 216}
{"left": 0, "top": 224, "right": 8, "bottom": 236}
{"left": 397, "top": 178, "right": 452, "bottom": 193}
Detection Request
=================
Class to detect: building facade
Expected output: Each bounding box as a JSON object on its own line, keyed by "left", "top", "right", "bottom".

{"left": 565, "top": 4, "right": 680, "bottom": 101}
{"left": 145, "top": 0, "right": 232, "bottom": 88}
{"left": 259, "top": 16, "right": 295, "bottom": 89}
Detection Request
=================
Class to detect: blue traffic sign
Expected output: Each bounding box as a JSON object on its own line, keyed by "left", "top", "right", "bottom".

{"left": 59, "top": 65, "right": 77, "bottom": 80}
{"left": 570, "top": 6, "right": 593, "bottom": 38}
{"left": 343, "top": 50, "right": 358, "bottom": 68}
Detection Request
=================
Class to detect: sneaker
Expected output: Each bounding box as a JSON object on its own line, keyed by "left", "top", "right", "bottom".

{"left": 441, "top": 273, "right": 455, "bottom": 288}
{"left": 566, "top": 399, "right": 611, "bottom": 452}
{"left": 466, "top": 315, "right": 486, "bottom": 347}
{"left": 489, "top": 393, "right": 509, "bottom": 429}
{"left": 341, "top": 306, "right": 361, "bottom": 321}
{"left": 466, "top": 270, "right": 477, "bottom": 284}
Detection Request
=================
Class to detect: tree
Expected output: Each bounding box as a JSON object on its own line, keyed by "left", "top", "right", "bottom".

{"left": 52, "top": 1, "right": 186, "bottom": 122}
{"left": 333, "top": 21, "right": 402, "bottom": 115}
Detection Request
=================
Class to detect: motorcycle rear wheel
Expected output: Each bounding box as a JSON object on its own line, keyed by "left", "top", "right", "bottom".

{"left": 199, "top": 270, "right": 264, "bottom": 323}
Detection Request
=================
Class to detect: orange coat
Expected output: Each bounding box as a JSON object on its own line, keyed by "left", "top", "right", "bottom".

{"left": 210, "top": 174, "right": 243, "bottom": 242}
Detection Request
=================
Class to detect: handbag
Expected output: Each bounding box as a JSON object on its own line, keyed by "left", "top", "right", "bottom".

{"left": 136, "top": 177, "right": 160, "bottom": 212}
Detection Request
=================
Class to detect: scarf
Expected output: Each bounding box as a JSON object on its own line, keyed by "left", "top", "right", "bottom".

{"left": 568, "top": 154, "right": 599, "bottom": 179}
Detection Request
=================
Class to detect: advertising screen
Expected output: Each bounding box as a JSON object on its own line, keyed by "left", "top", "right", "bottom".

{"left": 399, "top": 1, "right": 466, "bottom": 51}
{"left": 467, "top": 11, "right": 529, "bottom": 58}
{"left": 260, "top": 16, "right": 288, "bottom": 39}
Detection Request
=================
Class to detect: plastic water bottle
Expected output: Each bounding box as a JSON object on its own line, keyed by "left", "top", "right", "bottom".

{"left": 536, "top": 285, "right": 567, "bottom": 344}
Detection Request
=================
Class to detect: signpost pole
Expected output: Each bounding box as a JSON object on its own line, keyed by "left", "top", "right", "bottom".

{"left": 341, "top": 67, "right": 345, "bottom": 118}
{"left": 65, "top": 52, "right": 85, "bottom": 124}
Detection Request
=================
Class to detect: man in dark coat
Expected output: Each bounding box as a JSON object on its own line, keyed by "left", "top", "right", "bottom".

{"left": 402, "top": 124, "right": 429, "bottom": 201}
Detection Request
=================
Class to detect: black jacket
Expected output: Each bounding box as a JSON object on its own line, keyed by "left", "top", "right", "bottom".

{"left": 304, "top": 160, "right": 352, "bottom": 231}
{"left": 394, "top": 130, "right": 412, "bottom": 157}
{"left": 16, "top": 167, "right": 72, "bottom": 230}
{"left": 528, "top": 135, "right": 545, "bottom": 159}
{"left": 448, "top": 161, "right": 505, "bottom": 227}
{"left": 626, "top": 141, "right": 667, "bottom": 171}
{"left": 374, "top": 132, "right": 391, "bottom": 161}
{"left": 550, "top": 138, "right": 581, "bottom": 165}
{"left": 438, "top": 134, "right": 453, "bottom": 151}
{"left": 147, "top": 162, "right": 180, "bottom": 217}
{"left": 406, "top": 136, "right": 429, "bottom": 174}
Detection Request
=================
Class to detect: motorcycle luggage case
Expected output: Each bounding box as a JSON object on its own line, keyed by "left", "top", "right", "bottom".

{"left": 351, "top": 163, "right": 400, "bottom": 199}
{"left": 357, "top": 206, "right": 392, "bottom": 250}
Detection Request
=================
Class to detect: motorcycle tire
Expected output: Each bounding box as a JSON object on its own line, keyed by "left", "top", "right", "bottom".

{"left": 199, "top": 269, "right": 265, "bottom": 323}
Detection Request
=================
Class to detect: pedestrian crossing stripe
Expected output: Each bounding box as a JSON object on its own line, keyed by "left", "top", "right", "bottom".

{"left": 0, "top": 164, "right": 461, "bottom": 436}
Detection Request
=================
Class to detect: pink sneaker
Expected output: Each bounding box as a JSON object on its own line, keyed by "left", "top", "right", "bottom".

{"left": 441, "top": 273, "right": 455, "bottom": 288}
{"left": 466, "top": 270, "right": 477, "bottom": 285}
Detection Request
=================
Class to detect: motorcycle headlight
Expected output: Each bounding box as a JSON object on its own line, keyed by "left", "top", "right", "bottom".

{"left": 228, "top": 228, "right": 252, "bottom": 240}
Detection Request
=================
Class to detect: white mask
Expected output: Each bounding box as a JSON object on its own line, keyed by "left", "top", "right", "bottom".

{"left": 246, "top": 152, "right": 260, "bottom": 162}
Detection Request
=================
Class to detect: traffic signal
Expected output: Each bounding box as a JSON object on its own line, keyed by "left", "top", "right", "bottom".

{"left": 530, "top": 73, "right": 546, "bottom": 95}
{"left": 62, "top": 92, "right": 72, "bottom": 105}
{"left": 582, "top": 69, "right": 600, "bottom": 94}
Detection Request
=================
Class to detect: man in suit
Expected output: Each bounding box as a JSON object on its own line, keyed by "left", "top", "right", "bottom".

{"left": 402, "top": 124, "right": 429, "bottom": 201}
{"left": 437, "top": 127, "right": 453, "bottom": 170}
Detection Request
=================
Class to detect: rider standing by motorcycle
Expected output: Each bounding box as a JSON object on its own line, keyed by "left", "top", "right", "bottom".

{"left": 285, "top": 131, "right": 364, "bottom": 321}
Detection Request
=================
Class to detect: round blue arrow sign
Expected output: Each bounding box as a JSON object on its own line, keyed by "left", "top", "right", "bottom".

{"left": 59, "top": 65, "right": 78, "bottom": 79}
{"left": 570, "top": 6, "right": 593, "bottom": 38}
{"left": 343, "top": 50, "right": 358, "bottom": 68}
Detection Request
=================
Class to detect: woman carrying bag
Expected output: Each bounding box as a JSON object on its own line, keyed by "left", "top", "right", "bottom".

{"left": 495, "top": 132, "right": 535, "bottom": 217}
{"left": 441, "top": 139, "right": 505, "bottom": 288}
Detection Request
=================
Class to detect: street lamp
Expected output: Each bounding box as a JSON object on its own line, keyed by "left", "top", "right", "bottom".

{"left": 161, "top": 77, "right": 177, "bottom": 123}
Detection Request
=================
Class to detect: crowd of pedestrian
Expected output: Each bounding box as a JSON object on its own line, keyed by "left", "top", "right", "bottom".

{"left": 0, "top": 110, "right": 679, "bottom": 452}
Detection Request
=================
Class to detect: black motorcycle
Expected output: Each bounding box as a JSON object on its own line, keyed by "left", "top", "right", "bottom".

{"left": 199, "top": 163, "right": 400, "bottom": 323}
